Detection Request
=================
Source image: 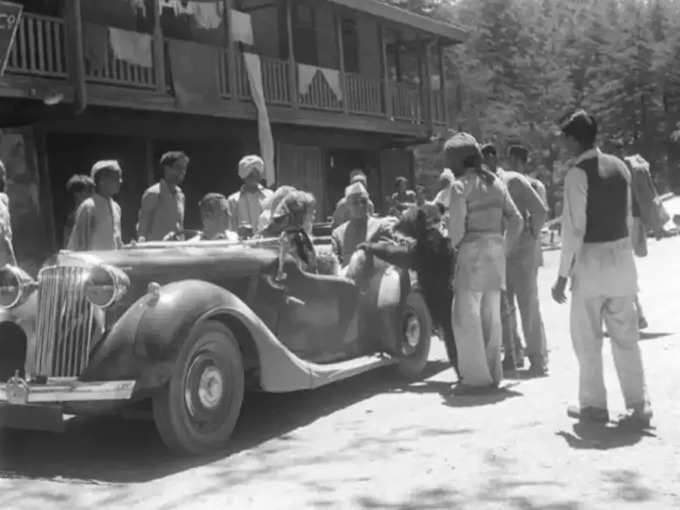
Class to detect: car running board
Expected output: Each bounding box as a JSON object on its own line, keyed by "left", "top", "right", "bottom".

{"left": 306, "top": 353, "right": 396, "bottom": 389}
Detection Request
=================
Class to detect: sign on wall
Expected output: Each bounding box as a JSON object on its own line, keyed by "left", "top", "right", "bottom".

{"left": 0, "top": 1, "right": 22, "bottom": 77}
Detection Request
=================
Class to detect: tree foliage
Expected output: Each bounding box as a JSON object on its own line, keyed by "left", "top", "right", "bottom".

{"left": 385, "top": 0, "right": 680, "bottom": 196}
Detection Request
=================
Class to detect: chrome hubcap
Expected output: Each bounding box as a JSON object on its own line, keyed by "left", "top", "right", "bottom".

{"left": 403, "top": 313, "right": 421, "bottom": 355}
{"left": 197, "top": 366, "right": 224, "bottom": 409}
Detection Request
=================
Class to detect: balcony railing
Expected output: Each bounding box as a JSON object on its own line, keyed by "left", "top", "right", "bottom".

{"left": 6, "top": 13, "right": 67, "bottom": 77}
{"left": 4, "top": 13, "right": 443, "bottom": 131}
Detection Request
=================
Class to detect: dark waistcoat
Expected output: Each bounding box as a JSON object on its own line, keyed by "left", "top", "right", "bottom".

{"left": 575, "top": 155, "right": 629, "bottom": 243}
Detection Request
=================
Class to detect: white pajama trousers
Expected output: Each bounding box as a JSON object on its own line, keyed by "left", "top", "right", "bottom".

{"left": 452, "top": 290, "right": 503, "bottom": 386}
{"left": 570, "top": 292, "right": 649, "bottom": 410}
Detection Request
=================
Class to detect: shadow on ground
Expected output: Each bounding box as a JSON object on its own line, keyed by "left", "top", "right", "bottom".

{"left": 556, "top": 421, "right": 656, "bottom": 451}
{"left": 0, "top": 361, "right": 453, "bottom": 485}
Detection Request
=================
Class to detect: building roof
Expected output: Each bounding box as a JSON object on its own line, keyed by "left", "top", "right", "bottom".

{"left": 328, "top": 0, "right": 467, "bottom": 44}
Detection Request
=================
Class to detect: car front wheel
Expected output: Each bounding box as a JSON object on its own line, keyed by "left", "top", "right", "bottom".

{"left": 152, "top": 320, "right": 245, "bottom": 456}
{"left": 396, "top": 291, "right": 432, "bottom": 380}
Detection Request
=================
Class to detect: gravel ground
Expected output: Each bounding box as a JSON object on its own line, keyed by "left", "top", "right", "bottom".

{"left": 1, "top": 234, "right": 679, "bottom": 510}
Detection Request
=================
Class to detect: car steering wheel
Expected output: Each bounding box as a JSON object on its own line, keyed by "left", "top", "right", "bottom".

{"left": 162, "top": 229, "right": 203, "bottom": 242}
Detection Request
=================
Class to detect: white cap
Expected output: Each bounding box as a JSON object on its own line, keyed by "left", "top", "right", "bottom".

{"left": 344, "top": 182, "right": 368, "bottom": 199}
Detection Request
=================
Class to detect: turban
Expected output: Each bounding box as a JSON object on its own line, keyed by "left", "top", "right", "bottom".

{"left": 440, "top": 168, "right": 454, "bottom": 183}
{"left": 443, "top": 132, "right": 482, "bottom": 167}
{"left": 238, "top": 155, "right": 265, "bottom": 180}
{"left": 91, "top": 160, "right": 121, "bottom": 180}
{"left": 344, "top": 181, "right": 368, "bottom": 199}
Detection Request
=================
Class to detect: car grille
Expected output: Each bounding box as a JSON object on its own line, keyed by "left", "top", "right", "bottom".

{"left": 30, "top": 266, "right": 96, "bottom": 378}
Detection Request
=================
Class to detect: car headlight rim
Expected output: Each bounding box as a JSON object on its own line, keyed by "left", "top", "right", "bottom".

{"left": 84, "top": 264, "right": 130, "bottom": 309}
{"left": 0, "top": 265, "right": 37, "bottom": 310}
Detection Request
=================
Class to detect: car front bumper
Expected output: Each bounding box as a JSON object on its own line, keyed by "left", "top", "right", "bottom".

{"left": 0, "top": 377, "right": 136, "bottom": 405}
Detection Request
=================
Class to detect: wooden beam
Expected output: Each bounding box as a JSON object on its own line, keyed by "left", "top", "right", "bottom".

{"left": 421, "top": 41, "right": 433, "bottom": 133}
{"left": 64, "top": 0, "right": 86, "bottom": 113}
{"left": 224, "top": 0, "right": 238, "bottom": 103}
{"left": 335, "top": 12, "right": 348, "bottom": 115}
{"left": 379, "top": 25, "right": 392, "bottom": 120}
{"left": 152, "top": 0, "right": 166, "bottom": 94}
{"left": 437, "top": 40, "right": 448, "bottom": 126}
{"left": 285, "top": 0, "right": 297, "bottom": 109}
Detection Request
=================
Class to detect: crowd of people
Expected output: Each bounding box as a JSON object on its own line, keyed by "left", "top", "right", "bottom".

{"left": 0, "top": 108, "right": 670, "bottom": 430}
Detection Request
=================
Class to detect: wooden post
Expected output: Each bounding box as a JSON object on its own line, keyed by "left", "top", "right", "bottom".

{"left": 379, "top": 25, "right": 392, "bottom": 120}
{"left": 224, "top": 0, "right": 238, "bottom": 102}
{"left": 145, "top": 137, "right": 155, "bottom": 187}
{"left": 151, "top": 0, "right": 166, "bottom": 94}
{"left": 285, "top": 0, "right": 297, "bottom": 108}
{"left": 64, "top": 0, "right": 86, "bottom": 112}
{"left": 335, "top": 13, "right": 348, "bottom": 115}
{"left": 422, "top": 40, "right": 434, "bottom": 132}
{"left": 437, "top": 40, "right": 448, "bottom": 126}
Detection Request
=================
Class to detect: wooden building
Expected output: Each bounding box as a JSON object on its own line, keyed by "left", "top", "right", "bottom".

{"left": 0, "top": 0, "right": 465, "bottom": 274}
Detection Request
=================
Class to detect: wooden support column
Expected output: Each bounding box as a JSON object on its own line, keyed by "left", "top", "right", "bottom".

{"left": 437, "top": 40, "right": 448, "bottom": 126}
{"left": 335, "top": 13, "right": 348, "bottom": 115}
{"left": 64, "top": 0, "right": 86, "bottom": 112}
{"left": 285, "top": 0, "right": 297, "bottom": 108}
{"left": 224, "top": 0, "right": 238, "bottom": 102}
{"left": 379, "top": 25, "right": 392, "bottom": 120}
{"left": 152, "top": 0, "right": 165, "bottom": 94}
{"left": 422, "top": 40, "right": 434, "bottom": 132}
{"left": 145, "top": 137, "right": 155, "bottom": 187}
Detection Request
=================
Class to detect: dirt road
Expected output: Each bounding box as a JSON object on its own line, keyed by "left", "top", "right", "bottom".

{"left": 1, "top": 236, "right": 679, "bottom": 510}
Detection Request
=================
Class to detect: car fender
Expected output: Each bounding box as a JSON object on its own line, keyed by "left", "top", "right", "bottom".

{"left": 0, "top": 291, "right": 38, "bottom": 376}
{"left": 81, "top": 279, "right": 314, "bottom": 393}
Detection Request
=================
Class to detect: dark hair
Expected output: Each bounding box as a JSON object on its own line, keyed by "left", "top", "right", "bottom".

{"left": 508, "top": 145, "right": 529, "bottom": 163}
{"left": 560, "top": 110, "right": 597, "bottom": 150}
{"left": 395, "top": 176, "right": 408, "bottom": 188}
{"left": 480, "top": 143, "right": 497, "bottom": 158}
{"left": 66, "top": 174, "right": 95, "bottom": 194}
{"left": 199, "top": 193, "right": 229, "bottom": 215}
{"left": 160, "top": 151, "right": 189, "bottom": 168}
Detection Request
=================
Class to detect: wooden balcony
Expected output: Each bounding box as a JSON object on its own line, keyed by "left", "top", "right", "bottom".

{"left": 2, "top": 13, "right": 448, "bottom": 138}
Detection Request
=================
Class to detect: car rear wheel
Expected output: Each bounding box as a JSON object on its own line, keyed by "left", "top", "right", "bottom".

{"left": 152, "top": 320, "right": 244, "bottom": 456}
{"left": 396, "top": 291, "right": 432, "bottom": 380}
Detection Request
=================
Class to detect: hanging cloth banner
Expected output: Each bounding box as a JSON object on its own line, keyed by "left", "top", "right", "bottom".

{"left": 230, "top": 9, "right": 254, "bottom": 45}
{"left": 297, "top": 63, "right": 318, "bottom": 96}
{"left": 167, "top": 38, "right": 221, "bottom": 109}
{"left": 191, "top": 1, "right": 222, "bottom": 29}
{"left": 244, "top": 52, "right": 275, "bottom": 185}
{"left": 319, "top": 68, "right": 342, "bottom": 102}
{"left": 109, "top": 27, "right": 152, "bottom": 68}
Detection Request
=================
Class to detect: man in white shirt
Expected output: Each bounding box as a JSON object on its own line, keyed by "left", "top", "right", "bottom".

{"left": 227, "top": 155, "right": 274, "bottom": 238}
{"left": 552, "top": 110, "right": 651, "bottom": 429}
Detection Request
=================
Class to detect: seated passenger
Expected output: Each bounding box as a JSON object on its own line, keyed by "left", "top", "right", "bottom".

{"left": 256, "top": 185, "right": 296, "bottom": 236}
{"left": 388, "top": 177, "right": 417, "bottom": 216}
{"left": 331, "top": 182, "right": 395, "bottom": 275}
{"left": 331, "top": 170, "right": 375, "bottom": 228}
{"left": 195, "top": 193, "right": 239, "bottom": 241}
{"left": 271, "top": 191, "right": 318, "bottom": 273}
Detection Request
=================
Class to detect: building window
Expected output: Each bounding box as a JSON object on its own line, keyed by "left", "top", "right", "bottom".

{"left": 341, "top": 17, "right": 359, "bottom": 74}
{"left": 293, "top": 2, "right": 317, "bottom": 65}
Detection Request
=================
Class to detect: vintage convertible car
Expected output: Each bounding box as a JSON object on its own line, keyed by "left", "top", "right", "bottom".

{"left": 0, "top": 234, "right": 432, "bottom": 455}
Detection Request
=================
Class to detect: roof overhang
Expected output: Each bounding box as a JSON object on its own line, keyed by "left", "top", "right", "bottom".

{"left": 327, "top": 0, "right": 467, "bottom": 45}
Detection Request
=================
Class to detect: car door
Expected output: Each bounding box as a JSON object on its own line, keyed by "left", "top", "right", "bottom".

{"left": 275, "top": 260, "right": 359, "bottom": 363}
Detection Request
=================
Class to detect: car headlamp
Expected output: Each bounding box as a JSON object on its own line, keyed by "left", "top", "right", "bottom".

{"left": 84, "top": 264, "right": 130, "bottom": 308}
{"left": 0, "top": 265, "right": 37, "bottom": 310}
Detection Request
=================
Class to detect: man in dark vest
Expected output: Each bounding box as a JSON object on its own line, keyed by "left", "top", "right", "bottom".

{"left": 552, "top": 110, "right": 651, "bottom": 429}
